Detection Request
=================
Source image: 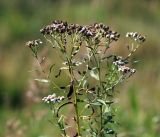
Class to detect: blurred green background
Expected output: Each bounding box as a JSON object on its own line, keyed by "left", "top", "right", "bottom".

{"left": 0, "top": 0, "right": 160, "bottom": 137}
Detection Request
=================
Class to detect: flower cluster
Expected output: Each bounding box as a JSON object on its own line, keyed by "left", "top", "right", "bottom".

{"left": 40, "top": 20, "right": 68, "bottom": 35}
{"left": 126, "top": 32, "right": 146, "bottom": 43}
{"left": 113, "top": 56, "right": 136, "bottom": 75}
{"left": 40, "top": 20, "right": 120, "bottom": 44}
{"left": 26, "top": 39, "right": 42, "bottom": 47}
{"left": 42, "top": 93, "right": 64, "bottom": 104}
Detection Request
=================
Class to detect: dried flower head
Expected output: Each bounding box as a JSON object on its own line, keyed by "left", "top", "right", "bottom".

{"left": 42, "top": 93, "right": 65, "bottom": 104}
{"left": 40, "top": 20, "right": 68, "bottom": 35}
{"left": 40, "top": 20, "right": 120, "bottom": 47}
{"left": 126, "top": 32, "right": 146, "bottom": 43}
{"left": 113, "top": 56, "right": 136, "bottom": 75}
{"left": 117, "top": 65, "right": 136, "bottom": 74}
{"left": 26, "top": 39, "right": 42, "bottom": 47}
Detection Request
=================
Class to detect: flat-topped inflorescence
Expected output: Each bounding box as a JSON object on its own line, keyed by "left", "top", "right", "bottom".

{"left": 40, "top": 20, "right": 120, "bottom": 46}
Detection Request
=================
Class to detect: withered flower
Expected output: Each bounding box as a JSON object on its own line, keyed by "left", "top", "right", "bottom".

{"left": 126, "top": 32, "right": 146, "bottom": 43}
{"left": 42, "top": 93, "right": 64, "bottom": 104}
{"left": 40, "top": 20, "right": 120, "bottom": 46}
{"left": 113, "top": 56, "right": 136, "bottom": 75}
{"left": 26, "top": 39, "right": 42, "bottom": 48}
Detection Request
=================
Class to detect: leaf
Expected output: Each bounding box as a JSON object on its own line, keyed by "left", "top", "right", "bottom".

{"left": 48, "top": 64, "right": 55, "bottom": 78}
{"left": 34, "top": 78, "right": 50, "bottom": 83}
{"left": 90, "top": 102, "right": 101, "bottom": 106}
{"left": 85, "top": 104, "right": 90, "bottom": 108}
{"left": 86, "top": 45, "right": 94, "bottom": 50}
{"left": 63, "top": 125, "right": 72, "bottom": 130}
{"left": 60, "top": 67, "right": 69, "bottom": 70}
{"left": 55, "top": 69, "right": 62, "bottom": 78}
{"left": 97, "top": 99, "right": 106, "bottom": 105}
{"left": 90, "top": 67, "right": 99, "bottom": 80}
{"left": 104, "top": 105, "right": 111, "bottom": 113}
{"left": 57, "top": 102, "right": 73, "bottom": 117}
{"left": 82, "top": 79, "right": 87, "bottom": 88}
{"left": 58, "top": 115, "right": 64, "bottom": 123}
{"left": 56, "top": 67, "right": 69, "bottom": 78}
{"left": 67, "top": 80, "right": 74, "bottom": 98}
{"left": 106, "top": 128, "right": 115, "bottom": 134}
{"left": 105, "top": 101, "right": 114, "bottom": 105}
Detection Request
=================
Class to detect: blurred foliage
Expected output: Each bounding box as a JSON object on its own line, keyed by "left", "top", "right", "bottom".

{"left": 0, "top": 0, "right": 160, "bottom": 136}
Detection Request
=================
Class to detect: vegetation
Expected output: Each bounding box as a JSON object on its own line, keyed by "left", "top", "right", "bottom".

{"left": 27, "top": 20, "right": 145, "bottom": 136}
{"left": 0, "top": 0, "right": 160, "bottom": 137}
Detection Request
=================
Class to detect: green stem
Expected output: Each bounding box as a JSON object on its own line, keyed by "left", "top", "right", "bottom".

{"left": 97, "top": 55, "right": 103, "bottom": 136}
{"left": 69, "top": 61, "right": 81, "bottom": 136}
{"left": 74, "top": 87, "right": 81, "bottom": 136}
{"left": 125, "top": 44, "right": 140, "bottom": 60}
{"left": 66, "top": 35, "right": 81, "bottom": 136}
{"left": 35, "top": 55, "right": 45, "bottom": 74}
{"left": 91, "top": 48, "right": 103, "bottom": 136}
{"left": 50, "top": 34, "right": 81, "bottom": 136}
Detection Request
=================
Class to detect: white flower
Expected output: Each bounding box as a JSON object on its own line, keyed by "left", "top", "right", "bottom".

{"left": 42, "top": 93, "right": 64, "bottom": 104}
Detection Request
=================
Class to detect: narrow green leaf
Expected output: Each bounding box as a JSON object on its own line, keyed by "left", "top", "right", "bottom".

{"left": 58, "top": 115, "right": 64, "bottom": 123}
{"left": 90, "top": 102, "right": 101, "bottom": 106}
{"left": 34, "top": 78, "right": 50, "bottom": 83}
{"left": 97, "top": 99, "right": 106, "bottom": 105}
{"left": 60, "top": 67, "right": 69, "bottom": 70}
{"left": 67, "top": 80, "right": 74, "bottom": 98}
{"left": 82, "top": 79, "right": 87, "bottom": 88}
{"left": 104, "top": 105, "right": 111, "bottom": 113}
{"left": 90, "top": 67, "right": 99, "bottom": 80}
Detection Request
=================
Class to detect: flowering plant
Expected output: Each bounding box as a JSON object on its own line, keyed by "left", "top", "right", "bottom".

{"left": 26, "top": 20, "right": 145, "bottom": 137}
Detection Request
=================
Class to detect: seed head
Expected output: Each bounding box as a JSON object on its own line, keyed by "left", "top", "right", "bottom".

{"left": 26, "top": 39, "right": 42, "bottom": 47}
{"left": 126, "top": 32, "right": 146, "bottom": 43}
{"left": 42, "top": 93, "right": 65, "bottom": 104}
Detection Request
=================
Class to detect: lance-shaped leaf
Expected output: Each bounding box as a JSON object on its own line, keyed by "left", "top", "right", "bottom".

{"left": 67, "top": 80, "right": 74, "bottom": 98}
{"left": 90, "top": 67, "right": 99, "bottom": 80}
{"left": 34, "top": 78, "right": 50, "bottom": 83}
{"left": 57, "top": 102, "right": 73, "bottom": 117}
{"left": 97, "top": 99, "right": 106, "bottom": 105}
{"left": 48, "top": 64, "right": 55, "bottom": 78}
{"left": 55, "top": 67, "right": 69, "bottom": 78}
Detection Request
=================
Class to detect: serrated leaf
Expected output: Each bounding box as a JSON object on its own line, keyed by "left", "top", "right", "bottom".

{"left": 90, "top": 67, "right": 99, "bottom": 80}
